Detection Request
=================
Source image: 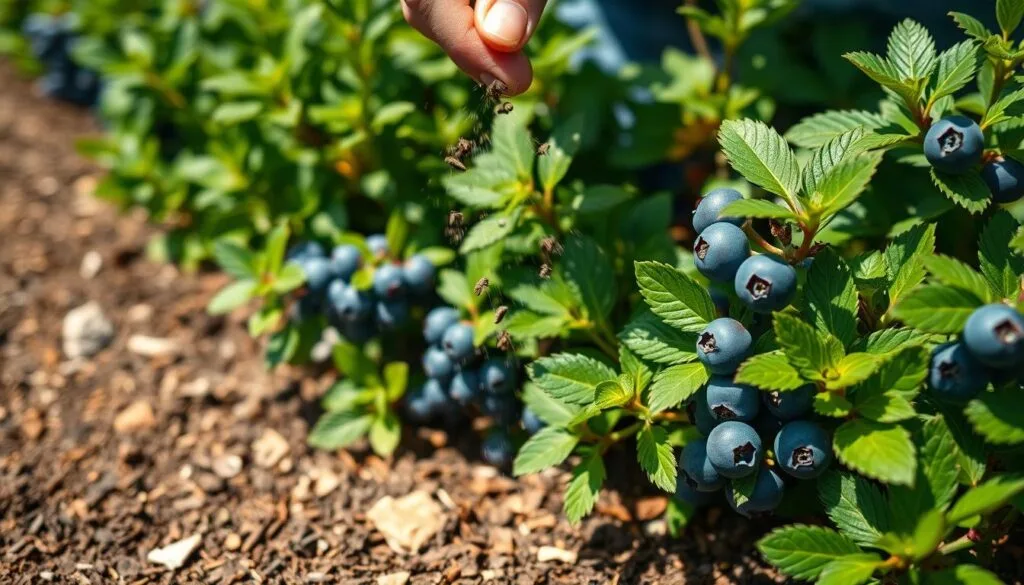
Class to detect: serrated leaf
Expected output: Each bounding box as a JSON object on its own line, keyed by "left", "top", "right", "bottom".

{"left": 815, "top": 392, "right": 854, "bottom": 417}
{"left": 332, "top": 342, "right": 381, "bottom": 388}
{"left": 828, "top": 353, "right": 883, "bottom": 391}
{"left": 922, "top": 564, "right": 1005, "bottom": 585}
{"left": 308, "top": 411, "right": 373, "bottom": 450}
{"left": 563, "top": 236, "right": 616, "bottom": 318}
{"left": 635, "top": 261, "right": 716, "bottom": 333}
{"left": 815, "top": 152, "right": 883, "bottom": 216}
{"left": 920, "top": 416, "right": 962, "bottom": 510}
{"left": 930, "top": 168, "right": 991, "bottom": 214}
{"left": 208, "top": 280, "right": 257, "bottom": 315}
{"left": 774, "top": 313, "right": 842, "bottom": 380}
{"left": 368, "top": 411, "right": 401, "bottom": 456}
{"left": 931, "top": 41, "right": 981, "bottom": 102}
{"left": 637, "top": 426, "right": 677, "bottom": 492}
{"left": 859, "top": 327, "right": 931, "bottom": 354}
{"left": 459, "top": 211, "right": 519, "bottom": 253}
{"left": 735, "top": 351, "right": 806, "bottom": 391}
{"left": 564, "top": 453, "right": 605, "bottom": 524}
{"left": 844, "top": 51, "right": 918, "bottom": 105}
{"left": 890, "top": 285, "right": 983, "bottom": 333}
{"left": 833, "top": 419, "right": 916, "bottom": 485}
{"left": 491, "top": 112, "right": 535, "bottom": 180}
{"left": 213, "top": 241, "right": 258, "bottom": 279}
{"left": 965, "top": 387, "right": 1024, "bottom": 445}
{"left": 998, "top": 0, "right": 1024, "bottom": 36}
{"left": 513, "top": 427, "right": 579, "bottom": 475}
{"left": 718, "top": 119, "right": 801, "bottom": 203}
{"left": 538, "top": 115, "right": 583, "bottom": 192}
{"left": 618, "top": 310, "right": 699, "bottom": 365}
{"left": 947, "top": 474, "right": 1024, "bottom": 525}
{"left": 785, "top": 110, "right": 886, "bottom": 149}
{"left": 436, "top": 269, "right": 473, "bottom": 311}
{"left": 924, "top": 255, "right": 995, "bottom": 302}
{"left": 647, "top": 362, "right": 710, "bottom": 413}
{"left": 802, "top": 128, "right": 865, "bottom": 195}
{"left": 442, "top": 169, "right": 509, "bottom": 208}
{"left": 521, "top": 382, "right": 580, "bottom": 427}
{"left": 720, "top": 198, "right": 797, "bottom": 220}
{"left": 817, "top": 553, "right": 884, "bottom": 585}
{"left": 982, "top": 87, "right": 1024, "bottom": 128}
{"left": 937, "top": 406, "right": 988, "bottom": 486}
{"left": 530, "top": 353, "right": 616, "bottom": 405}
{"left": 803, "top": 249, "right": 859, "bottom": 348}
{"left": 508, "top": 284, "right": 573, "bottom": 316}
{"left": 594, "top": 380, "right": 632, "bottom": 409}
{"left": 756, "top": 525, "right": 861, "bottom": 580}
{"left": 979, "top": 211, "right": 1024, "bottom": 298}
{"left": 851, "top": 348, "right": 926, "bottom": 423}
{"left": 885, "top": 223, "right": 936, "bottom": 306}
{"left": 818, "top": 471, "right": 891, "bottom": 546}
{"left": 950, "top": 12, "right": 992, "bottom": 41}
{"left": 887, "top": 19, "right": 937, "bottom": 82}
{"left": 503, "top": 310, "right": 569, "bottom": 339}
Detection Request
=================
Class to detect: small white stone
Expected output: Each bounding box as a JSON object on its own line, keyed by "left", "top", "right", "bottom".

{"left": 79, "top": 251, "right": 103, "bottom": 279}
{"left": 537, "top": 545, "right": 578, "bottom": 564}
{"left": 212, "top": 454, "right": 243, "bottom": 479}
{"left": 127, "top": 335, "right": 180, "bottom": 358}
{"left": 146, "top": 534, "right": 201, "bottom": 570}
{"left": 62, "top": 302, "right": 114, "bottom": 359}
{"left": 367, "top": 491, "right": 444, "bottom": 553}
{"left": 376, "top": 572, "right": 411, "bottom": 585}
{"left": 252, "top": 429, "right": 290, "bottom": 469}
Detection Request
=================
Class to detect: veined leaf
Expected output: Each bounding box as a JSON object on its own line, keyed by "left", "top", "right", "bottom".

{"left": 818, "top": 471, "right": 891, "bottom": 546}
{"left": 757, "top": 525, "right": 861, "bottom": 580}
{"left": 647, "top": 362, "right": 710, "bottom": 413}
{"left": 817, "top": 553, "right": 884, "bottom": 585}
{"left": 815, "top": 152, "right": 883, "bottom": 216}
{"left": 718, "top": 119, "right": 801, "bottom": 203}
{"left": 564, "top": 453, "right": 605, "bottom": 524}
{"left": 774, "top": 313, "right": 843, "bottom": 380}
{"left": 720, "top": 198, "right": 797, "bottom": 220}
{"left": 924, "top": 254, "right": 995, "bottom": 302}
{"left": 978, "top": 211, "right": 1024, "bottom": 299}
{"left": 802, "top": 128, "right": 865, "bottom": 195}
{"left": 886, "top": 19, "right": 936, "bottom": 82}
{"left": 947, "top": 475, "right": 1024, "bottom": 525}
{"left": 931, "top": 41, "right": 981, "bottom": 102}
{"left": 890, "top": 285, "right": 983, "bottom": 333}
{"left": 637, "top": 426, "right": 677, "bottom": 492}
{"left": 735, "top": 351, "right": 806, "bottom": 391}
{"left": 786, "top": 110, "right": 886, "bottom": 149}
{"left": 513, "top": 427, "right": 579, "bottom": 475}
{"left": 635, "top": 261, "right": 716, "bottom": 332}
{"left": 529, "top": 353, "right": 616, "bottom": 405}
{"left": 965, "top": 387, "right": 1024, "bottom": 445}
{"left": 930, "top": 168, "right": 991, "bottom": 214}
{"left": 619, "top": 310, "right": 699, "bottom": 365}
{"left": 833, "top": 419, "right": 916, "bottom": 485}
{"left": 802, "top": 248, "right": 859, "bottom": 348}
{"left": 884, "top": 223, "right": 936, "bottom": 306}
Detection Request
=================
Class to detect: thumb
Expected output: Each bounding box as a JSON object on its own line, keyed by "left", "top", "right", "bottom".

{"left": 474, "top": 0, "right": 547, "bottom": 53}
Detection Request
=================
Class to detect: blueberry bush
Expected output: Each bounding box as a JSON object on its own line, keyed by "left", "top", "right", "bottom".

{"left": 5, "top": 0, "right": 1024, "bottom": 582}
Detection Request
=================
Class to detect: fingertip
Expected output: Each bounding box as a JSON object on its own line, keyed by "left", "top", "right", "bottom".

{"left": 475, "top": 0, "right": 530, "bottom": 53}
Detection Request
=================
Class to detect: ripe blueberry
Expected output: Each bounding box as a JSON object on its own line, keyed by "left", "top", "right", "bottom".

{"left": 290, "top": 294, "right": 321, "bottom": 322}
{"left": 402, "top": 254, "right": 436, "bottom": 296}
{"left": 480, "top": 358, "right": 517, "bottom": 394}
{"left": 422, "top": 346, "right": 455, "bottom": 382}
{"left": 697, "top": 318, "right": 753, "bottom": 374}
{"left": 705, "top": 376, "right": 760, "bottom": 422}
{"left": 680, "top": 438, "right": 725, "bottom": 492}
{"left": 330, "top": 244, "right": 362, "bottom": 282}
{"left": 366, "top": 234, "right": 390, "bottom": 259}
{"left": 442, "top": 323, "right": 476, "bottom": 364}
{"left": 424, "top": 306, "right": 460, "bottom": 345}
{"left": 450, "top": 369, "right": 480, "bottom": 404}
{"left": 963, "top": 304, "right": 1024, "bottom": 368}
{"left": 405, "top": 386, "right": 435, "bottom": 423}
{"left": 693, "top": 188, "right": 744, "bottom": 234}
{"left": 300, "top": 257, "right": 334, "bottom": 294}
{"left": 734, "top": 254, "right": 797, "bottom": 313}
{"left": 693, "top": 223, "right": 750, "bottom": 283}
{"left": 983, "top": 157, "right": 1024, "bottom": 204}
{"left": 407, "top": 379, "right": 450, "bottom": 422}
{"left": 481, "top": 430, "right": 514, "bottom": 467}
{"left": 337, "top": 318, "right": 377, "bottom": 345}
{"left": 287, "top": 240, "right": 324, "bottom": 261}
{"left": 923, "top": 116, "right": 984, "bottom": 174}
{"left": 482, "top": 393, "right": 519, "bottom": 425}
{"left": 521, "top": 407, "right": 546, "bottom": 434}
{"left": 928, "top": 342, "right": 990, "bottom": 401}
{"left": 675, "top": 477, "right": 715, "bottom": 508}
{"left": 373, "top": 263, "right": 406, "bottom": 299}
{"left": 375, "top": 299, "right": 408, "bottom": 330}
{"left": 726, "top": 467, "right": 785, "bottom": 517}
{"left": 706, "top": 421, "right": 762, "bottom": 479}
{"left": 762, "top": 385, "right": 815, "bottom": 420}
{"left": 688, "top": 389, "right": 719, "bottom": 436}
{"left": 326, "top": 280, "right": 373, "bottom": 323}
{"left": 774, "top": 420, "right": 832, "bottom": 480}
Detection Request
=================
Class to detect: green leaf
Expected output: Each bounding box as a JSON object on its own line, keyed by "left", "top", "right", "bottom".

{"left": 564, "top": 453, "right": 605, "bottom": 524}
{"left": 833, "top": 419, "right": 916, "bottom": 485}
{"left": 264, "top": 224, "right": 289, "bottom": 276}
{"left": 950, "top": 12, "right": 992, "bottom": 41}
{"left": 384, "top": 211, "right": 409, "bottom": 257}
{"left": 529, "top": 353, "right": 616, "bottom": 405}
{"left": 930, "top": 168, "right": 991, "bottom": 214}
{"left": 521, "top": 383, "right": 580, "bottom": 427}
{"left": 618, "top": 311, "right": 699, "bottom": 365}
{"left": 817, "top": 553, "right": 884, "bottom": 585}
{"left": 815, "top": 152, "right": 883, "bottom": 216}
{"left": 965, "top": 387, "right": 1024, "bottom": 445}
{"left": 773, "top": 313, "right": 841, "bottom": 380}
{"left": 886, "top": 19, "right": 937, "bottom": 82}
{"left": 802, "top": 128, "right": 865, "bottom": 195}
{"left": 919, "top": 416, "right": 962, "bottom": 510}
{"left": 997, "top": 0, "right": 1024, "bottom": 36}
{"left": 859, "top": 328, "right": 932, "bottom": 354}
{"left": 947, "top": 475, "right": 1024, "bottom": 525}
{"left": 594, "top": 380, "right": 632, "bottom": 409}
{"left": 635, "top": 261, "right": 716, "bottom": 333}
{"left": 211, "top": 101, "right": 263, "bottom": 124}
{"left": 802, "top": 249, "right": 859, "bottom": 348}
{"left": 491, "top": 112, "right": 535, "bottom": 180}
{"left": 368, "top": 411, "right": 401, "bottom": 456}
{"left": 852, "top": 346, "right": 928, "bottom": 422}
{"left": 538, "top": 115, "right": 584, "bottom": 192}
{"left": 818, "top": 471, "right": 891, "bottom": 546}
{"left": 370, "top": 101, "right": 415, "bottom": 131}
{"left": 890, "top": 285, "right": 983, "bottom": 333}
{"left": 620, "top": 346, "right": 653, "bottom": 394}
{"left": 923, "top": 565, "right": 1005, "bottom": 585}
{"left": 885, "top": 223, "right": 936, "bottom": 306}
{"left": 508, "top": 283, "right": 574, "bottom": 316}
{"left": 756, "top": 525, "right": 861, "bottom": 580}
{"left": 979, "top": 211, "right": 1024, "bottom": 299}
{"left": 938, "top": 406, "right": 988, "bottom": 487}
{"left": 513, "top": 427, "right": 580, "bottom": 475}
{"left": 982, "top": 87, "right": 1024, "bottom": 128}
{"left": 272, "top": 263, "right": 306, "bottom": 294}
{"left": 332, "top": 342, "right": 381, "bottom": 388}
{"left": 826, "top": 353, "right": 883, "bottom": 390}
{"left": 924, "top": 255, "right": 995, "bottom": 302}
{"left": 308, "top": 411, "right": 373, "bottom": 450}
{"left": 442, "top": 169, "right": 509, "bottom": 208}
{"left": 844, "top": 51, "right": 918, "bottom": 105}
{"left": 383, "top": 362, "right": 408, "bottom": 401}
{"left": 729, "top": 473, "right": 757, "bottom": 509}
{"left": 207, "top": 280, "right": 256, "bottom": 315}
{"left": 735, "top": 351, "right": 806, "bottom": 391}
{"left": 436, "top": 269, "right": 473, "bottom": 311}
{"left": 931, "top": 41, "right": 981, "bottom": 102}
{"left": 637, "top": 426, "right": 677, "bottom": 492}
{"left": 503, "top": 310, "right": 570, "bottom": 339}
{"left": 459, "top": 211, "right": 518, "bottom": 253}
{"left": 785, "top": 110, "right": 886, "bottom": 149}
{"left": 718, "top": 119, "right": 801, "bottom": 203}
{"left": 213, "top": 241, "right": 258, "bottom": 279}
{"left": 563, "top": 237, "right": 616, "bottom": 318}
{"left": 647, "top": 362, "right": 711, "bottom": 413}
{"left": 815, "top": 392, "right": 854, "bottom": 418}
{"left": 572, "top": 185, "right": 634, "bottom": 215}
{"left": 719, "top": 198, "right": 797, "bottom": 220}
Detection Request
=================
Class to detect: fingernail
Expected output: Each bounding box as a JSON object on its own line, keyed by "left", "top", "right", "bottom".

{"left": 480, "top": 73, "right": 497, "bottom": 87}
{"left": 482, "top": 0, "right": 528, "bottom": 47}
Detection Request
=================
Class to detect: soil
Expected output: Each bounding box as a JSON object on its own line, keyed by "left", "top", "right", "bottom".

{"left": 0, "top": 60, "right": 784, "bottom": 584}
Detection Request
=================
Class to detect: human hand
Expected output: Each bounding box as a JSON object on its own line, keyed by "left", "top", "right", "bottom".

{"left": 401, "top": 0, "right": 547, "bottom": 96}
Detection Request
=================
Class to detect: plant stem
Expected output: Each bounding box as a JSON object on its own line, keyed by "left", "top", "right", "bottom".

{"left": 587, "top": 327, "right": 619, "bottom": 361}
{"left": 938, "top": 534, "right": 976, "bottom": 556}
{"left": 683, "top": 0, "right": 713, "bottom": 65}
{"left": 743, "top": 224, "right": 785, "bottom": 256}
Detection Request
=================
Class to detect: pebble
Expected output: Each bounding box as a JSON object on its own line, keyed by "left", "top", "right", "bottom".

{"left": 224, "top": 533, "right": 241, "bottom": 551}
{"left": 146, "top": 534, "right": 201, "bottom": 570}
{"left": 113, "top": 401, "right": 156, "bottom": 434}
{"left": 537, "top": 545, "right": 578, "bottom": 564}
{"left": 252, "top": 429, "right": 290, "bottom": 469}
{"left": 212, "top": 454, "right": 243, "bottom": 479}
{"left": 79, "top": 250, "right": 102, "bottom": 279}
{"left": 376, "top": 572, "right": 411, "bottom": 585}
{"left": 62, "top": 302, "right": 114, "bottom": 359}
{"left": 127, "top": 335, "right": 180, "bottom": 358}
{"left": 367, "top": 491, "right": 444, "bottom": 553}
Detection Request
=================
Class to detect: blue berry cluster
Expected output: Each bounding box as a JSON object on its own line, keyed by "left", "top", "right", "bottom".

{"left": 22, "top": 14, "right": 101, "bottom": 106}
{"left": 692, "top": 188, "right": 798, "bottom": 314}
{"left": 927, "top": 304, "right": 1024, "bottom": 401}
{"left": 287, "top": 235, "right": 436, "bottom": 343}
{"left": 924, "top": 116, "right": 1024, "bottom": 204}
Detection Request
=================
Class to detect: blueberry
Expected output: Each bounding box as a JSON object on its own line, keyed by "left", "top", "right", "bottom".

{"left": 680, "top": 438, "right": 725, "bottom": 492}
{"left": 366, "top": 234, "right": 390, "bottom": 259}
{"left": 337, "top": 317, "right": 377, "bottom": 345}
{"left": 521, "top": 407, "right": 546, "bottom": 434}
{"left": 300, "top": 257, "right": 334, "bottom": 294}
{"left": 330, "top": 244, "right": 362, "bottom": 282}
{"left": 290, "top": 294, "right": 322, "bottom": 322}
{"left": 924, "top": 116, "right": 984, "bottom": 175}
{"left": 928, "top": 342, "right": 990, "bottom": 401}
{"left": 450, "top": 369, "right": 480, "bottom": 404}
{"left": 675, "top": 477, "right": 716, "bottom": 508}
{"left": 982, "top": 158, "right": 1024, "bottom": 204}
{"left": 405, "top": 386, "right": 435, "bottom": 423}
{"left": 693, "top": 188, "right": 744, "bottom": 234}
{"left": 482, "top": 394, "right": 519, "bottom": 425}
{"left": 375, "top": 299, "right": 408, "bottom": 329}
{"left": 423, "top": 377, "right": 452, "bottom": 413}
{"left": 693, "top": 223, "right": 750, "bottom": 283}
{"left": 705, "top": 376, "right": 760, "bottom": 422}
{"left": 287, "top": 241, "right": 325, "bottom": 261}
{"left": 402, "top": 254, "right": 436, "bottom": 296}
{"left": 762, "top": 385, "right": 815, "bottom": 420}
{"left": 705, "top": 421, "right": 762, "bottom": 479}
{"left": 442, "top": 323, "right": 476, "bottom": 364}
{"left": 479, "top": 358, "right": 516, "bottom": 394}
{"left": 696, "top": 318, "right": 752, "bottom": 374}
{"left": 481, "top": 430, "right": 514, "bottom": 467}
{"left": 326, "top": 280, "right": 373, "bottom": 323}
{"left": 962, "top": 304, "right": 1024, "bottom": 368}
{"left": 373, "top": 263, "right": 406, "bottom": 299}
{"left": 726, "top": 467, "right": 785, "bottom": 517}
{"left": 424, "top": 307, "right": 461, "bottom": 345}
{"left": 688, "top": 389, "right": 718, "bottom": 436}
{"left": 422, "top": 346, "right": 455, "bottom": 382}
{"left": 774, "top": 420, "right": 832, "bottom": 480}
{"left": 734, "top": 254, "right": 797, "bottom": 314}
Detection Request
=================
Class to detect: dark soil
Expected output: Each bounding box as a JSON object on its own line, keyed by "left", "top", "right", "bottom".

{"left": 0, "top": 61, "right": 783, "bottom": 584}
